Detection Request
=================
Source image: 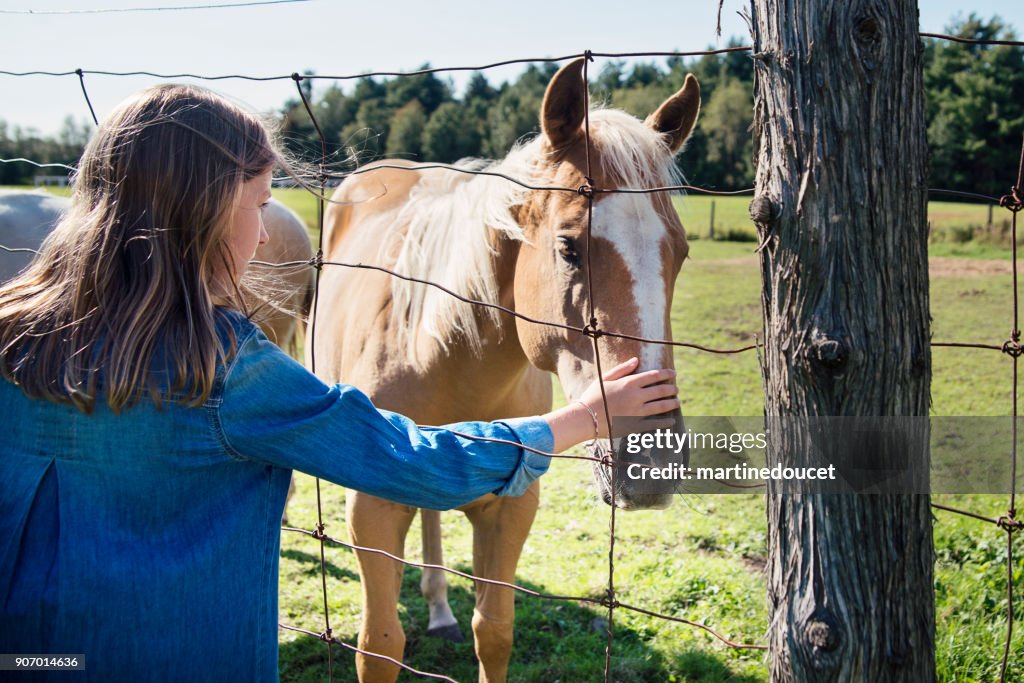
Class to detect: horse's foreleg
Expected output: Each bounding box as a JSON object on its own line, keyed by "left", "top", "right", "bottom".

{"left": 464, "top": 481, "right": 540, "bottom": 683}
{"left": 347, "top": 490, "right": 417, "bottom": 683}
{"left": 420, "top": 509, "right": 463, "bottom": 642}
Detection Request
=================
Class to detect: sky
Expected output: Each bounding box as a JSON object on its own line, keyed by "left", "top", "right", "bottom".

{"left": 0, "top": 0, "right": 1018, "bottom": 137}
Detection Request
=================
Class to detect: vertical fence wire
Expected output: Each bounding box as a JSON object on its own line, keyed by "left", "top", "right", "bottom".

{"left": 74, "top": 68, "right": 98, "bottom": 126}
{"left": 291, "top": 71, "right": 334, "bottom": 681}
{"left": 579, "top": 49, "right": 620, "bottom": 682}
{"left": 998, "top": 134, "right": 1024, "bottom": 682}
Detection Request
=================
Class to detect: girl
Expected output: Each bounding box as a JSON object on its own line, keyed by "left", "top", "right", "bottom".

{"left": 0, "top": 84, "right": 679, "bottom": 681}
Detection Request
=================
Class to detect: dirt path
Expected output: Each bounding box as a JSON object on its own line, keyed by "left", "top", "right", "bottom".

{"left": 928, "top": 257, "right": 1020, "bottom": 277}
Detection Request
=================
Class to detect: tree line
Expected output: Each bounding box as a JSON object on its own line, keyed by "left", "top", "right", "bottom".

{"left": 1, "top": 14, "right": 1020, "bottom": 198}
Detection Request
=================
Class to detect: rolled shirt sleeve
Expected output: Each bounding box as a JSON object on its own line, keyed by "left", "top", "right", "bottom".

{"left": 214, "top": 328, "right": 553, "bottom": 510}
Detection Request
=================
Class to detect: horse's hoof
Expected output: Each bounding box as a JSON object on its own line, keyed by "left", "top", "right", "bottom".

{"left": 426, "top": 623, "right": 465, "bottom": 643}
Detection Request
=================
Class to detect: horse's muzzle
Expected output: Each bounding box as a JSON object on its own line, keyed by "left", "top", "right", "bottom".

{"left": 590, "top": 409, "right": 687, "bottom": 510}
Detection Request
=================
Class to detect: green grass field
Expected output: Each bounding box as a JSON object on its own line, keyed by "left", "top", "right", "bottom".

{"left": 265, "top": 192, "right": 1022, "bottom": 681}
{"left": 4, "top": 186, "right": 1020, "bottom": 680}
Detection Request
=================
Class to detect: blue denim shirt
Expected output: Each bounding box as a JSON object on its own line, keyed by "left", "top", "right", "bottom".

{"left": 0, "top": 311, "right": 553, "bottom": 681}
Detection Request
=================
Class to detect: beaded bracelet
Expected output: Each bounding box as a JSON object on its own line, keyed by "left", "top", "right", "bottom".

{"left": 575, "top": 400, "right": 600, "bottom": 441}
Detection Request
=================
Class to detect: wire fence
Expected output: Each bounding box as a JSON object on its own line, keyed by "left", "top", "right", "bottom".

{"left": 1, "top": 29, "right": 1023, "bottom": 682}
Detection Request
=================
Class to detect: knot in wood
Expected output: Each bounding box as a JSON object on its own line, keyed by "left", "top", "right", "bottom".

{"left": 804, "top": 614, "right": 841, "bottom": 652}
{"left": 811, "top": 336, "right": 846, "bottom": 369}
{"left": 748, "top": 195, "right": 778, "bottom": 224}
{"left": 854, "top": 16, "right": 881, "bottom": 46}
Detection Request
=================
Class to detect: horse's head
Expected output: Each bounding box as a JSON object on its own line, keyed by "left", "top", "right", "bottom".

{"left": 512, "top": 59, "right": 700, "bottom": 510}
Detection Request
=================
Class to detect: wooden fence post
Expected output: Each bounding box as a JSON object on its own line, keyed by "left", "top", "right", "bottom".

{"left": 749, "top": 1, "right": 936, "bottom": 679}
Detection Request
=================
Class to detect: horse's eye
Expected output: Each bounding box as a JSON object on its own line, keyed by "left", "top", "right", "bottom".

{"left": 557, "top": 236, "right": 581, "bottom": 268}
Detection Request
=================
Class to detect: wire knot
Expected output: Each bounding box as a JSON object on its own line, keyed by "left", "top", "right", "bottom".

{"left": 999, "top": 186, "right": 1023, "bottom": 213}
{"left": 1002, "top": 332, "right": 1023, "bottom": 357}
{"left": 312, "top": 521, "right": 327, "bottom": 540}
{"left": 599, "top": 454, "right": 615, "bottom": 468}
{"left": 598, "top": 591, "right": 620, "bottom": 609}
{"left": 318, "top": 627, "right": 333, "bottom": 643}
{"left": 584, "top": 49, "right": 594, "bottom": 63}
{"left": 290, "top": 72, "right": 303, "bottom": 83}
{"left": 310, "top": 250, "right": 324, "bottom": 271}
{"left": 577, "top": 183, "right": 594, "bottom": 198}
{"left": 582, "top": 321, "right": 603, "bottom": 339}
{"left": 997, "top": 512, "right": 1022, "bottom": 533}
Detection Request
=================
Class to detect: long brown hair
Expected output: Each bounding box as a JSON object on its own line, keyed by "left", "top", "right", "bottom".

{"left": 0, "top": 84, "right": 282, "bottom": 413}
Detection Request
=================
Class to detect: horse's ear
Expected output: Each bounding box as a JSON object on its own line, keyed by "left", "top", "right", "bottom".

{"left": 645, "top": 73, "right": 701, "bottom": 152}
{"left": 541, "top": 58, "right": 587, "bottom": 150}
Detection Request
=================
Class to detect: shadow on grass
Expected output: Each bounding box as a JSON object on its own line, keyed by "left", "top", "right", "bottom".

{"left": 279, "top": 565, "right": 764, "bottom": 683}
{"left": 280, "top": 548, "right": 360, "bottom": 582}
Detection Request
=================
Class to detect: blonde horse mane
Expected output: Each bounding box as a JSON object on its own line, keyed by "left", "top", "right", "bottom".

{"left": 385, "top": 107, "right": 684, "bottom": 363}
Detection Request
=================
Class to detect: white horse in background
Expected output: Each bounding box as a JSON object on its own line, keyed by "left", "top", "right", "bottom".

{"left": 0, "top": 188, "right": 314, "bottom": 355}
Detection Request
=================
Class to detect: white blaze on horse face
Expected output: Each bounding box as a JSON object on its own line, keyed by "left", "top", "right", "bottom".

{"left": 555, "top": 193, "right": 669, "bottom": 402}
{"left": 595, "top": 193, "right": 669, "bottom": 373}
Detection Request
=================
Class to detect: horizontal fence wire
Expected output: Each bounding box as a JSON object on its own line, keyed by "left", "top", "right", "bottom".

{"left": 278, "top": 623, "right": 458, "bottom": 683}
{"left": 1, "top": 31, "right": 1013, "bottom": 86}
{"left": 0, "top": 0, "right": 312, "bottom": 14}
{"left": 281, "top": 525, "right": 769, "bottom": 651}
{"left": 0, "top": 29, "right": 1021, "bottom": 680}
{"left": 919, "top": 32, "right": 1024, "bottom": 48}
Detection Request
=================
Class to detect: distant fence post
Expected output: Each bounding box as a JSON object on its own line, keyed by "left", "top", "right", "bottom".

{"left": 709, "top": 200, "right": 716, "bottom": 239}
{"left": 33, "top": 175, "right": 69, "bottom": 187}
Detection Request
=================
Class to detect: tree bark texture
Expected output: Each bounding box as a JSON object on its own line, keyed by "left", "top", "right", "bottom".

{"left": 750, "top": 1, "right": 935, "bottom": 680}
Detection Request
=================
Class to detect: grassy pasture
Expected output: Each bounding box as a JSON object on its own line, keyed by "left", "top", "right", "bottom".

{"left": 269, "top": 190, "right": 1023, "bottom": 681}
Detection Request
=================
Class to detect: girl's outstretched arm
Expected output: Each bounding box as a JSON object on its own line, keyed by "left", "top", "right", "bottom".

{"left": 216, "top": 325, "right": 678, "bottom": 509}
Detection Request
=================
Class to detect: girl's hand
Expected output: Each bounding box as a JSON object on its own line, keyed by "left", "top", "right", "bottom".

{"left": 543, "top": 358, "right": 680, "bottom": 452}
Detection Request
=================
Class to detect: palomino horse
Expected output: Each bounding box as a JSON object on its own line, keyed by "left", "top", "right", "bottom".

{"left": 311, "top": 59, "right": 699, "bottom": 682}
{"left": 0, "top": 189, "right": 314, "bottom": 357}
